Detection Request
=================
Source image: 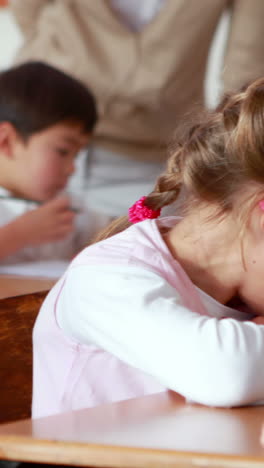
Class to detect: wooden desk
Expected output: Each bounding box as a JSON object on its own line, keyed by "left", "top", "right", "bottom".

{"left": 0, "top": 275, "right": 55, "bottom": 299}
{"left": 1, "top": 392, "right": 264, "bottom": 467}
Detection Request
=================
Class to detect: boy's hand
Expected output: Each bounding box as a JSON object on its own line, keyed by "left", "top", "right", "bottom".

{"left": 15, "top": 197, "right": 75, "bottom": 246}
{"left": 252, "top": 316, "right": 264, "bottom": 325}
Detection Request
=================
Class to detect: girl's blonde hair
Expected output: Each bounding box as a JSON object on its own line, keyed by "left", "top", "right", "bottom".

{"left": 94, "top": 77, "right": 264, "bottom": 243}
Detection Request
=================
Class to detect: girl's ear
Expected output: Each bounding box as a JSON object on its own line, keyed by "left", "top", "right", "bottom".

{"left": 0, "top": 122, "right": 18, "bottom": 157}
{"left": 256, "top": 200, "right": 264, "bottom": 236}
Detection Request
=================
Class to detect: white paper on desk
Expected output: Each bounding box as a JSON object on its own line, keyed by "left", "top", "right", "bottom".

{"left": 0, "top": 260, "right": 68, "bottom": 278}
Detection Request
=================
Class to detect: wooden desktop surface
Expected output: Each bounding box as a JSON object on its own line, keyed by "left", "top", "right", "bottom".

{"left": 1, "top": 392, "right": 264, "bottom": 467}
{"left": 0, "top": 275, "right": 55, "bottom": 299}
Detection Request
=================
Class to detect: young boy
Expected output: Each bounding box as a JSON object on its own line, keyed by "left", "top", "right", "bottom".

{"left": 0, "top": 61, "right": 108, "bottom": 264}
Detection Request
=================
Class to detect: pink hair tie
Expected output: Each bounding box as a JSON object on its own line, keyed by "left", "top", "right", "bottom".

{"left": 128, "top": 196, "right": 161, "bottom": 224}
{"left": 259, "top": 200, "right": 264, "bottom": 210}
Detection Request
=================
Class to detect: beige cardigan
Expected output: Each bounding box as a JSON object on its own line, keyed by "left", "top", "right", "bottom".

{"left": 11, "top": 0, "right": 264, "bottom": 161}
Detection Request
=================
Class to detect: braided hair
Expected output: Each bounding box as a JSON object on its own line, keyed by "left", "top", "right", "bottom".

{"left": 93, "top": 76, "right": 264, "bottom": 242}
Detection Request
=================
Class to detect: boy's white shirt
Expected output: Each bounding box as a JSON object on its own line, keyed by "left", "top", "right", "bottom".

{"left": 57, "top": 263, "right": 264, "bottom": 408}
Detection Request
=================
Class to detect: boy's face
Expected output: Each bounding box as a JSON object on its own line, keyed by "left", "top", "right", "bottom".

{"left": 12, "top": 123, "right": 90, "bottom": 201}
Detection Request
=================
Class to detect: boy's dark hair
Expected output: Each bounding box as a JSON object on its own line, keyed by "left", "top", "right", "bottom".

{"left": 0, "top": 61, "right": 97, "bottom": 138}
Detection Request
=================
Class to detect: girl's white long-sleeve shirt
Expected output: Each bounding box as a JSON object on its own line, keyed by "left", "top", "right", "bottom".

{"left": 32, "top": 217, "right": 264, "bottom": 418}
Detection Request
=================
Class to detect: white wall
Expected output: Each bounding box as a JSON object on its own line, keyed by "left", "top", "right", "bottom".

{"left": 205, "top": 11, "right": 230, "bottom": 108}
{"left": 0, "top": 7, "right": 229, "bottom": 108}
{"left": 0, "top": 8, "right": 22, "bottom": 69}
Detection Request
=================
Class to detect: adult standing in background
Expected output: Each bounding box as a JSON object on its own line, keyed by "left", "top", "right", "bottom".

{"left": 10, "top": 0, "right": 264, "bottom": 219}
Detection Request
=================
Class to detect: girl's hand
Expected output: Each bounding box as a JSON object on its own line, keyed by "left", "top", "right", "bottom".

{"left": 260, "top": 423, "right": 264, "bottom": 446}
{"left": 15, "top": 197, "right": 75, "bottom": 246}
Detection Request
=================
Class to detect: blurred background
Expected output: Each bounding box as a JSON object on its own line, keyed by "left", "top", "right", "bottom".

{"left": 0, "top": 2, "right": 230, "bottom": 108}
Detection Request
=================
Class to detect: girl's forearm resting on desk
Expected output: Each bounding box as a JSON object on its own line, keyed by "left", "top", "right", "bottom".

{"left": 57, "top": 265, "right": 264, "bottom": 408}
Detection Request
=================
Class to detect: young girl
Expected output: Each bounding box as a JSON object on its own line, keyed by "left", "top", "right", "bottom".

{"left": 33, "top": 77, "right": 264, "bottom": 418}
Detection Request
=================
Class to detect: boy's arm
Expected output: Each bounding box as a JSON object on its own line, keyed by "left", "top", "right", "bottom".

{"left": 10, "top": 0, "right": 53, "bottom": 35}
{"left": 0, "top": 219, "right": 30, "bottom": 259}
{"left": 0, "top": 197, "right": 75, "bottom": 261}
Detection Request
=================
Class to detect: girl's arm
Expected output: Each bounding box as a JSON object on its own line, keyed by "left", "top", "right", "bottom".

{"left": 57, "top": 264, "right": 264, "bottom": 408}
